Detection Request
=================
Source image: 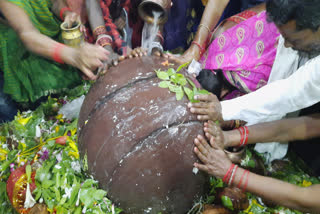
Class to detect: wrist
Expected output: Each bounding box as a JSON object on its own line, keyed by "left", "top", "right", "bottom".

{"left": 60, "top": 46, "right": 77, "bottom": 67}
{"left": 60, "top": 7, "right": 72, "bottom": 21}
{"left": 187, "top": 44, "right": 201, "bottom": 61}
{"left": 225, "top": 130, "right": 241, "bottom": 147}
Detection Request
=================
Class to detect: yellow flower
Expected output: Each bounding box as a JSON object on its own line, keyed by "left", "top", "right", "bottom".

{"left": 56, "top": 114, "right": 63, "bottom": 120}
{"left": 0, "top": 136, "right": 6, "bottom": 143}
{"left": 0, "top": 148, "right": 8, "bottom": 161}
{"left": 68, "top": 138, "right": 78, "bottom": 153}
{"left": 55, "top": 126, "right": 60, "bottom": 133}
{"left": 244, "top": 199, "right": 264, "bottom": 213}
{"left": 68, "top": 151, "right": 79, "bottom": 159}
{"left": 302, "top": 180, "right": 312, "bottom": 187}
{"left": 17, "top": 114, "right": 32, "bottom": 126}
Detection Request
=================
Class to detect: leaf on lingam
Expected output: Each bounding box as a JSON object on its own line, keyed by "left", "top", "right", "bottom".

{"left": 158, "top": 81, "right": 171, "bottom": 88}
{"left": 156, "top": 71, "right": 169, "bottom": 80}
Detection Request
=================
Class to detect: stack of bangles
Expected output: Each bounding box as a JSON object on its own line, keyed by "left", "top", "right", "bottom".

{"left": 52, "top": 43, "right": 65, "bottom": 64}
{"left": 223, "top": 164, "right": 250, "bottom": 192}
{"left": 238, "top": 126, "right": 249, "bottom": 146}
{"left": 96, "top": 34, "right": 112, "bottom": 47}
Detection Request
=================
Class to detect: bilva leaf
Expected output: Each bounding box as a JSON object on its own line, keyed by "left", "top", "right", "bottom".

{"left": 187, "top": 78, "right": 196, "bottom": 89}
{"left": 156, "top": 71, "right": 169, "bottom": 80}
{"left": 170, "top": 73, "right": 187, "bottom": 86}
{"left": 169, "top": 84, "right": 181, "bottom": 93}
{"left": 175, "top": 88, "right": 184, "bottom": 101}
{"left": 177, "top": 61, "right": 191, "bottom": 72}
{"left": 167, "top": 68, "right": 176, "bottom": 76}
{"left": 158, "top": 81, "right": 171, "bottom": 88}
{"left": 183, "top": 87, "right": 193, "bottom": 101}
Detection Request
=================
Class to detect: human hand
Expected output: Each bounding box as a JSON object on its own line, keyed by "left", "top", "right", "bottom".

{"left": 67, "top": 43, "right": 109, "bottom": 80}
{"left": 204, "top": 120, "right": 227, "bottom": 149}
{"left": 188, "top": 93, "right": 223, "bottom": 122}
{"left": 64, "top": 11, "right": 81, "bottom": 28}
{"left": 166, "top": 45, "right": 201, "bottom": 65}
{"left": 129, "top": 47, "right": 147, "bottom": 58}
{"left": 193, "top": 135, "right": 232, "bottom": 179}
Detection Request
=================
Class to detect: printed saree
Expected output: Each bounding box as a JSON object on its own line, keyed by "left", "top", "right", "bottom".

{"left": 0, "top": 0, "right": 82, "bottom": 103}
{"left": 200, "top": 11, "right": 280, "bottom": 99}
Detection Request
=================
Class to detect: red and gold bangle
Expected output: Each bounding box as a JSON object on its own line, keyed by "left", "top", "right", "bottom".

{"left": 237, "top": 169, "right": 247, "bottom": 189}
{"left": 52, "top": 43, "right": 65, "bottom": 64}
{"left": 96, "top": 35, "right": 112, "bottom": 47}
{"left": 191, "top": 41, "right": 205, "bottom": 56}
{"left": 60, "top": 7, "right": 72, "bottom": 21}
{"left": 238, "top": 127, "right": 245, "bottom": 146}
{"left": 234, "top": 120, "right": 241, "bottom": 129}
{"left": 93, "top": 26, "right": 107, "bottom": 39}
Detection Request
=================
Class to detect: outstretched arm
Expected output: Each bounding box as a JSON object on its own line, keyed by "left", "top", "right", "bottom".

{"left": 204, "top": 113, "right": 320, "bottom": 148}
{"left": 169, "top": 0, "right": 229, "bottom": 64}
{"left": 193, "top": 135, "right": 320, "bottom": 213}
{"left": 0, "top": 0, "right": 109, "bottom": 80}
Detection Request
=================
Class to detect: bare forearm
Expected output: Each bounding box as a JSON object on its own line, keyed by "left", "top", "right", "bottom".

{"left": 193, "top": 0, "right": 229, "bottom": 46}
{"left": 86, "top": 0, "right": 105, "bottom": 31}
{"left": 226, "top": 114, "right": 320, "bottom": 147}
{"left": 233, "top": 168, "right": 320, "bottom": 213}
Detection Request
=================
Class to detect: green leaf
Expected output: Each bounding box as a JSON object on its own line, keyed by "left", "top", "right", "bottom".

{"left": 26, "top": 165, "right": 31, "bottom": 183}
{"left": 42, "top": 179, "right": 55, "bottom": 189}
{"left": 176, "top": 90, "right": 184, "bottom": 101}
{"left": 221, "top": 196, "right": 234, "bottom": 211}
{"left": 158, "top": 81, "right": 171, "bottom": 88}
{"left": 170, "top": 73, "right": 187, "bottom": 86}
{"left": 183, "top": 86, "right": 194, "bottom": 101}
{"left": 167, "top": 68, "right": 176, "bottom": 76}
{"left": 248, "top": 160, "right": 256, "bottom": 168}
{"left": 54, "top": 187, "right": 61, "bottom": 202}
{"left": 81, "top": 179, "right": 97, "bottom": 188}
{"left": 168, "top": 84, "right": 181, "bottom": 93}
{"left": 187, "top": 78, "right": 196, "bottom": 89}
{"left": 156, "top": 71, "right": 169, "bottom": 80}
{"left": 34, "top": 188, "right": 42, "bottom": 201}
{"left": 93, "top": 189, "right": 107, "bottom": 201}
{"left": 177, "top": 61, "right": 191, "bottom": 72}
{"left": 194, "top": 89, "right": 210, "bottom": 95}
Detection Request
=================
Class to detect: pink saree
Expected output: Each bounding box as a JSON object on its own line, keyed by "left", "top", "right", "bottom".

{"left": 200, "top": 11, "right": 280, "bottom": 99}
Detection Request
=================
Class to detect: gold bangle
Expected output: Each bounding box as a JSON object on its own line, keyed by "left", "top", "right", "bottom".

{"left": 93, "top": 26, "right": 107, "bottom": 39}
{"left": 199, "top": 24, "right": 211, "bottom": 34}
{"left": 235, "top": 120, "right": 241, "bottom": 129}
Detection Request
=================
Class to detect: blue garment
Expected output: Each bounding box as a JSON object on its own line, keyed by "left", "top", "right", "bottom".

{"left": 163, "top": 0, "right": 204, "bottom": 50}
{"left": 0, "top": 71, "right": 17, "bottom": 123}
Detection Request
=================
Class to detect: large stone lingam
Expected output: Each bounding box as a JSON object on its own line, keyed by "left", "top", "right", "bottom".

{"left": 78, "top": 56, "right": 209, "bottom": 213}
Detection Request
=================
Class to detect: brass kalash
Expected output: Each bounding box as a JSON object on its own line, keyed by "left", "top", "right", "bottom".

{"left": 60, "top": 21, "right": 84, "bottom": 48}
{"left": 138, "top": 0, "right": 172, "bottom": 24}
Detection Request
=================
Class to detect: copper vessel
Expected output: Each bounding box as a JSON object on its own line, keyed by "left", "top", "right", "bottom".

{"left": 138, "top": 0, "right": 172, "bottom": 25}
{"left": 60, "top": 21, "right": 84, "bottom": 48}
{"left": 224, "top": 147, "right": 245, "bottom": 164}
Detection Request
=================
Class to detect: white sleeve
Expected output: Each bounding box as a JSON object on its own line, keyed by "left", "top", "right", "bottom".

{"left": 221, "top": 56, "right": 320, "bottom": 125}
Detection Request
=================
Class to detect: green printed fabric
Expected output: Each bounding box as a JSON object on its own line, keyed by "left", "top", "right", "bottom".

{"left": 0, "top": 0, "right": 82, "bottom": 103}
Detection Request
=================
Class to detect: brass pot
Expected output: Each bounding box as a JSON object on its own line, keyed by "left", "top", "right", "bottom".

{"left": 138, "top": 0, "right": 172, "bottom": 25}
{"left": 60, "top": 21, "right": 84, "bottom": 48}
{"left": 224, "top": 147, "right": 245, "bottom": 164}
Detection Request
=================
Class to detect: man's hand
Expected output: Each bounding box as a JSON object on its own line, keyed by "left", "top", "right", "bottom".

{"left": 188, "top": 93, "right": 223, "bottom": 122}
{"left": 193, "top": 135, "right": 232, "bottom": 179}
{"left": 204, "top": 120, "right": 227, "bottom": 149}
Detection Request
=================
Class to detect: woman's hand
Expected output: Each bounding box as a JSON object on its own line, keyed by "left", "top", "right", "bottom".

{"left": 188, "top": 93, "right": 223, "bottom": 122}
{"left": 193, "top": 135, "right": 232, "bottom": 179}
{"left": 129, "top": 47, "right": 147, "bottom": 58}
{"left": 166, "top": 45, "right": 201, "bottom": 65}
{"left": 64, "top": 43, "right": 109, "bottom": 80}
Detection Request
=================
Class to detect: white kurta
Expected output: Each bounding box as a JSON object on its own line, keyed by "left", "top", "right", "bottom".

{"left": 221, "top": 36, "right": 319, "bottom": 161}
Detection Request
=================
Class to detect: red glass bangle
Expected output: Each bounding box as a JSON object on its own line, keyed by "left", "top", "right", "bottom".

{"left": 238, "top": 127, "right": 245, "bottom": 146}
{"left": 244, "top": 126, "right": 249, "bottom": 146}
{"left": 229, "top": 165, "right": 238, "bottom": 186}
{"left": 243, "top": 171, "right": 250, "bottom": 192}
{"left": 191, "top": 41, "right": 205, "bottom": 56}
{"left": 237, "top": 169, "right": 247, "bottom": 189}
{"left": 60, "top": 7, "right": 72, "bottom": 21}
{"left": 53, "top": 43, "right": 65, "bottom": 64}
{"left": 222, "top": 164, "right": 234, "bottom": 183}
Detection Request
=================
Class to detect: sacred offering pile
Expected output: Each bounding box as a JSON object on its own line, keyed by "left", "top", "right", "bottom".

{"left": 78, "top": 56, "right": 210, "bottom": 213}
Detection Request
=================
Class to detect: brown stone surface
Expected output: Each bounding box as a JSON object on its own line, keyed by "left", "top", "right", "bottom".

{"left": 78, "top": 56, "right": 209, "bottom": 214}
